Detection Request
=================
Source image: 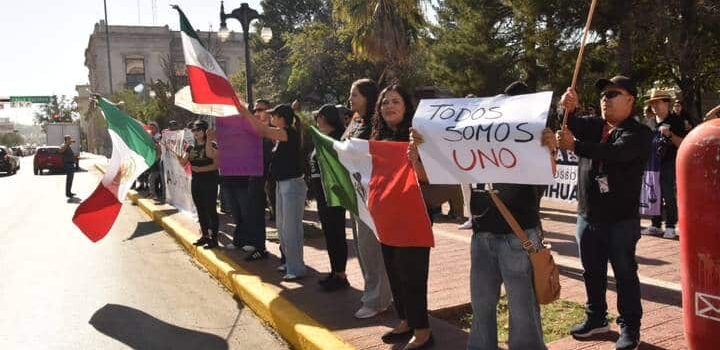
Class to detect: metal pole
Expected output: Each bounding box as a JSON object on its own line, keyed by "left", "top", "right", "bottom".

{"left": 103, "top": 0, "right": 114, "bottom": 95}
{"left": 242, "top": 11, "right": 253, "bottom": 110}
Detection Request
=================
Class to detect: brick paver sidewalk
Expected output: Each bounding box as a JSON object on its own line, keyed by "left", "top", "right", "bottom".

{"left": 167, "top": 195, "right": 685, "bottom": 349}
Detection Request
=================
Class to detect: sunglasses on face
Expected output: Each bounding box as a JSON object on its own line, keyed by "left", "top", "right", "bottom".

{"left": 601, "top": 90, "right": 626, "bottom": 100}
{"left": 191, "top": 128, "right": 203, "bottom": 132}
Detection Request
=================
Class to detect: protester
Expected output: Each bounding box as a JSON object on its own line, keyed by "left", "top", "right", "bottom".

{"left": 412, "top": 81, "right": 554, "bottom": 349}
{"left": 213, "top": 103, "right": 270, "bottom": 260}
{"left": 672, "top": 100, "right": 693, "bottom": 131}
{"left": 60, "top": 135, "right": 76, "bottom": 198}
{"left": 557, "top": 76, "right": 652, "bottom": 350}
{"left": 642, "top": 90, "right": 687, "bottom": 239}
{"left": 342, "top": 78, "right": 392, "bottom": 318}
{"left": 372, "top": 84, "right": 434, "bottom": 350}
{"left": 309, "top": 104, "right": 350, "bottom": 291}
{"left": 147, "top": 122, "right": 163, "bottom": 200}
{"left": 254, "top": 100, "right": 278, "bottom": 223}
{"left": 243, "top": 103, "right": 308, "bottom": 280}
{"left": 177, "top": 120, "right": 220, "bottom": 249}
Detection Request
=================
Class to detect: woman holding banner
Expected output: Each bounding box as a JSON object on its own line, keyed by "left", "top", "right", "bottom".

{"left": 176, "top": 119, "right": 220, "bottom": 249}
{"left": 242, "top": 103, "right": 308, "bottom": 281}
{"left": 372, "top": 84, "right": 435, "bottom": 350}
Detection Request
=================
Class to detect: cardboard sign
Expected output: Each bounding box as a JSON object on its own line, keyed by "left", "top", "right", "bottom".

{"left": 413, "top": 92, "right": 554, "bottom": 185}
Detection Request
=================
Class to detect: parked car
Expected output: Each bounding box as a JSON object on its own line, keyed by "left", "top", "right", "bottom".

{"left": 33, "top": 146, "right": 65, "bottom": 175}
{"left": 0, "top": 146, "right": 20, "bottom": 175}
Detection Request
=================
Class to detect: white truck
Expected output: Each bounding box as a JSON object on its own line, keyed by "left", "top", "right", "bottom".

{"left": 46, "top": 122, "right": 80, "bottom": 168}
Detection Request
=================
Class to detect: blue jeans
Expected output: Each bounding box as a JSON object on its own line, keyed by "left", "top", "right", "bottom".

{"left": 468, "top": 228, "right": 546, "bottom": 350}
{"left": 576, "top": 215, "right": 642, "bottom": 330}
{"left": 223, "top": 178, "right": 267, "bottom": 250}
{"left": 276, "top": 177, "right": 307, "bottom": 276}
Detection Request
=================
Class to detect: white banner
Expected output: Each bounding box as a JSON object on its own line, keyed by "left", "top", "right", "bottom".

{"left": 161, "top": 130, "right": 197, "bottom": 216}
{"left": 543, "top": 150, "right": 578, "bottom": 202}
{"left": 413, "top": 92, "right": 555, "bottom": 185}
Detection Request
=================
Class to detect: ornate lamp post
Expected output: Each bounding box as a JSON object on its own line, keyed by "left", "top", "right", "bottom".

{"left": 218, "top": 2, "right": 272, "bottom": 110}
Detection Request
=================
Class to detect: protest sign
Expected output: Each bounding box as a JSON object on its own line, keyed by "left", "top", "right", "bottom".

{"left": 543, "top": 150, "right": 578, "bottom": 202}
{"left": 413, "top": 92, "right": 554, "bottom": 185}
{"left": 216, "top": 117, "right": 263, "bottom": 176}
{"left": 161, "top": 129, "right": 196, "bottom": 216}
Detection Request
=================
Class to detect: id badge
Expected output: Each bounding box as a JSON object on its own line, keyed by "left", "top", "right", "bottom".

{"left": 596, "top": 175, "right": 610, "bottom": 193}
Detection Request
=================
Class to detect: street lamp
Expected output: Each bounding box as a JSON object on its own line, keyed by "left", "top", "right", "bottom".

{"left": 218, "top": 1, "right": 272, "bottom": 110}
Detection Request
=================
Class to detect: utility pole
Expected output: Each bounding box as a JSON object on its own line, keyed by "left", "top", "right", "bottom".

{"left": 103, "top": 0, "right": 114, "bottom": 95}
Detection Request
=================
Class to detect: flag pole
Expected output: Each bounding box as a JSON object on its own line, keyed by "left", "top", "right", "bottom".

{"left": 562, "top": 0, "right": 599, "bottom": 127}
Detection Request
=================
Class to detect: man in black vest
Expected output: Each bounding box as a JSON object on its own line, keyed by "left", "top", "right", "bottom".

{"left": 557, "top": 76, "right": 653, "bottom": 350}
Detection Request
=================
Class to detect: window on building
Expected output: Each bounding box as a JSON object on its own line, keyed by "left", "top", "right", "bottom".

{"left": 125, "top": 57, "right": 145, "bottom": 88}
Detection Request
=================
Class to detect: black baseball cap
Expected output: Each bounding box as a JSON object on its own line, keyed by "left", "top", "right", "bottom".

{"left": 266, "top": 103, "right": 295, "bottom": 124}
{"left": 313, "top": 104, "right": 340, "bottom": 123}
{"left": 504, "top": 81, "right": 533, "bottom": 96}
{"left": 595, "top": 75, "right": 637, "bottom": 97}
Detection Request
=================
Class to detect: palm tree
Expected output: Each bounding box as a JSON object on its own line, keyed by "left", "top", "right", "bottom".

{"left": 333, "top": 0, "right": 427, "bottom": 85}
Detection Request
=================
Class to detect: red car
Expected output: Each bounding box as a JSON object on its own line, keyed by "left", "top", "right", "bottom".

{"left": 34, "top": 146, "right": 65, "bottom": 175}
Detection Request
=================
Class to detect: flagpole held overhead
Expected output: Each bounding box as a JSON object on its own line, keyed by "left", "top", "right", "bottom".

{"left": 562, "top": 0, "right": 599, "bottom": 127}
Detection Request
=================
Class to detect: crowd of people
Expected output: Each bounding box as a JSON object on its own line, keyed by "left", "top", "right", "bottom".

{"left": 136, "top": 75, "right": 720, "bottom": 350}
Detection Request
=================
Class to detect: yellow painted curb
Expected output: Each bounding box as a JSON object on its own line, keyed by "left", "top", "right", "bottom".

{"left": 124, "top": 190, "right": 353, "bottom": 350}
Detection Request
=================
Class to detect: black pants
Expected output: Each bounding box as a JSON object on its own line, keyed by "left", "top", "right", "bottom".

{"left": 381, "top": 244, "right": 430, "bottom": 329}
{"left": 576, "top": 215, "right": 643, "bottom": 330}
{"left": 191, "top": 172, "right": 219, "bottom": 239}
{"left": 223, "top": 177, "right": 267, "bottom": 250}
{"left": 312, "top": 178, "right": 348, "bottom": 273}
{"left": 64, "top": 163, "right": 75, "bottom": 196}
{"left": 651, "top": 162, "right": 678, "bottom": 229}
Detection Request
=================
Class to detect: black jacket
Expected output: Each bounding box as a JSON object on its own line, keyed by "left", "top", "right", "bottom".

{"left": 568, "top": 115, "right": 653, "bottom": 223}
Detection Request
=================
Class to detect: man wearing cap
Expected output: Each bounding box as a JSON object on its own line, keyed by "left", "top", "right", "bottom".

{"left": 59, "top": 135, "right": 76, "bottom": 198}
{"left": 557, "top": 76, "right": 653, "bottom": 350}
{"left": 642, "top": 90, "right": 687, "bottom": 239}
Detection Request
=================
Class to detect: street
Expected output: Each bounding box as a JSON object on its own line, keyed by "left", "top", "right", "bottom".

{"left": 0, "top": 155, "right": 287, "bottom": 349}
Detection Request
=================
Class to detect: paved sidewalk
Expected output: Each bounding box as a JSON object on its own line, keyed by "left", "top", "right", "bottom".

{"left": 138, "top": 187, "right": 685, "bottom": 349}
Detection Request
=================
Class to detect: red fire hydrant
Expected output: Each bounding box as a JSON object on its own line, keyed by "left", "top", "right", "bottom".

{"left": 678, "top": 119, "right": 720, "bottom": 349}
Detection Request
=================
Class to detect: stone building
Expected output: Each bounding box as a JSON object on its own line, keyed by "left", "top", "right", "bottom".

{"left": 84, "top": 20, "right": 244, "bottom": 95}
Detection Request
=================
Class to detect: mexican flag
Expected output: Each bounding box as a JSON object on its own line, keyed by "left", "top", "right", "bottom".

{"left": 174, "top": 5, "right": 241, "bottom": 116}
{"left": 310, "top": 127, "right": 434, "bottom": 247}
{"left": 73, "top": 98, "right": 157, "bottom": 242}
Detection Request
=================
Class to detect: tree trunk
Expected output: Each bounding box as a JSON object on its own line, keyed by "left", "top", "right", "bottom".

{"left": 617, "top": 1, "right": 634, "bottom": 76}
{"left": 677, "top": 0, "right": 700, "bottom": 123}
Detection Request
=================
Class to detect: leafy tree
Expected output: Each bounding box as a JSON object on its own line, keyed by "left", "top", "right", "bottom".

{"left": 332, "top": 0, "right": 428, "bottom": 85}
{"left": 0, "top": 132, "right": 25, "bottom": 147}
{"left": 34, "top": 95, "right": 77, "bottom": 125}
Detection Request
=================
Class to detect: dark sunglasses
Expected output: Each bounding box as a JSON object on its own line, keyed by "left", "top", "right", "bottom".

{"left": 600, "top": 90, "right": 626, "bottom": 99}
{"left": 191, "top": 128, "right": 203, "bottom": 132}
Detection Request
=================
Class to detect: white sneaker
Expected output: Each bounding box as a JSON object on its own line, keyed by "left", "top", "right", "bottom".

{"left": 225, "top": 243, "right": 239, "bottom": 250}
{"left": 663, "top": 228, "right": 677, "bottom": 239}
{"left": 282, "top": 273, "right": 299, "bottom": 281}
{"left": 276, "top": 265, "right": 286, "bottom": 272}
{"left": 457, "top": 219, "right": 473, "bottom": 230}
{"left": 354, "top": 306, "right": 384, "bottom": 319}
{"left": 241, "top": 245, "right": 256, "bottom": 252}
{"left": 642, "top": 226, "right": 662, "bottom": 236}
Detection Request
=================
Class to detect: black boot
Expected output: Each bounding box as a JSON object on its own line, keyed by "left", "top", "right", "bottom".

{"left": 203, "top": 232, "right": 219, "bottom": 249}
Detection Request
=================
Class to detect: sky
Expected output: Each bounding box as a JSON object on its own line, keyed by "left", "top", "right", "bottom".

{"left": 0, "top": 0, "right": 261, "bottom": 124}
{"left": 0, "top": 0, "right": 436, "bottom": 125}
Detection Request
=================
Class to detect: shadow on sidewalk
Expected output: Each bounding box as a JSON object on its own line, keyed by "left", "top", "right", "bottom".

{"left": 89, "top": 304, "right": 229, "bottom": 350}
{"left": 558, "top": 265, "right": 681, "bottom": 307}
{"left": 125, "top": 220, "right": 162, "bottom": 241}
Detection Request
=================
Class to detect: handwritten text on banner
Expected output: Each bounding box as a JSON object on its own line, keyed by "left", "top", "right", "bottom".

{"left": 412, "top": 92, "right": 555, "bottom": 185}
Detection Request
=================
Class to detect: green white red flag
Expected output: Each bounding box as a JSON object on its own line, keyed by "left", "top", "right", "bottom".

{"left": 174, "top": 6, "right": 241, "bottom": 116}
{"left": 310, "top": 127, "right": 433, "bottom": 247}
{"left": 73, "top": 98, "right": 157, "bottom": 242}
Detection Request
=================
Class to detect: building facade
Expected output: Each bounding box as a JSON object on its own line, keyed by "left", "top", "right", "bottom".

{"left": 84, "top": 20, "right": 245, "bottom": 95}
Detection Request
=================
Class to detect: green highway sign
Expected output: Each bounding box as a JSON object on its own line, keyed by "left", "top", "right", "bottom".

{"left": 10, "top": 96, "right": 52, "bottom": 104}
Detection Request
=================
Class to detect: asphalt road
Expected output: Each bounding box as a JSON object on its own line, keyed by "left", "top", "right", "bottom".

{"left": 0, "top": 154, "right": 287, "bottom": 350}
